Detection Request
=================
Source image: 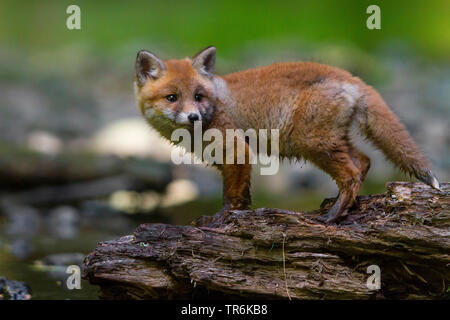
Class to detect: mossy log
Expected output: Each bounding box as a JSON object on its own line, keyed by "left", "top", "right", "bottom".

{"left": 83, "top": 182, "right": 449, "bottom": 299}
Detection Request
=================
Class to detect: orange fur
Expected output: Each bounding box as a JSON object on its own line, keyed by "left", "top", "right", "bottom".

{"left": 135, "top": 47, "right": 439, "bottom": 223}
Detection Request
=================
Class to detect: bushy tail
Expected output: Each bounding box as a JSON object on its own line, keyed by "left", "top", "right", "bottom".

{"left": 357, "top": 86, "right": 440, "bottom": 189}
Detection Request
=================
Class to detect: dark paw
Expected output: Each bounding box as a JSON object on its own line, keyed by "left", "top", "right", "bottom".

{"left": 316, "top": 198, "right": 348, "bottom": 224}
{"left": 316, "top": 211, "right": 348, "bottom": 224}
{"left": 192, "top": 215, "right": 215, "bottom": 227}
{"left": 193, "top": 206, "right": 232, "bottom": 227}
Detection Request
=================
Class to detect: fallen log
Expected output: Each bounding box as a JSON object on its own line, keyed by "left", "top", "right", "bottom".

{"left": 0, "top": 148, "right": 172, "bottom": 206}
{"left": 0, "top": 145, "right": 172, "bottom": 191}
{"left": 83, "top": 182, "right": 449, "bottom": 299}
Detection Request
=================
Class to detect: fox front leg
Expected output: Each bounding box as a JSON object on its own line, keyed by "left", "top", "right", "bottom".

{"left": 203, "top": 136, "right": 252, "bottom": 226}
{"left": 195, "top": 163, "right": 251, "bottom": 227}
{"left": 221, "top": 163, "right": 252, "bottom": 212}
{"left": 220, "top": 137, "right": 252, "bottom": 212}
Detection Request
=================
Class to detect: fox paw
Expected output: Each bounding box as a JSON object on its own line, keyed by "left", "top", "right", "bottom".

{"left": 317, "top": 199, "right": 348, "bottom": 224}
{"left": 193, "top": 206, "right": 232, "bottom": 227}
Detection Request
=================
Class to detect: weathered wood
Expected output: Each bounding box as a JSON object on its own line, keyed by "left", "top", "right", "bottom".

{"left": 83, "top": 182, "right": 449, "bottom": 299}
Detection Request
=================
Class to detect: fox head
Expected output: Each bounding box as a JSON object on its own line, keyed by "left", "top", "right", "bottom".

{"left": 134, "top": 46, "right": 218, "bottom": 135}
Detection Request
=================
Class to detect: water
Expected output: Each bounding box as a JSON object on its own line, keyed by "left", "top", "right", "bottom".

{"left": 0, "top": 194, "right": 322, "bottom": 299}
{"left": 0, "top": 230, "right": 114, "bottom": 299}
{"left": 0, "top": 215, "right": 154, "bottom": 300}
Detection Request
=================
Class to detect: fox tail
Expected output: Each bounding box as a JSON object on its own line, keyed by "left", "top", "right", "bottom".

{"left": 356, "top": 86, "right": 440, "bottom": 190}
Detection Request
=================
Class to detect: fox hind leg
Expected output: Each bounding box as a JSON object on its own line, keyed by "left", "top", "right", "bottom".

{"left": 347, "top": 144, "right": 371, "bottom": 182}
{"left": 307, "top": 145, "right": 363, "bottom": 223}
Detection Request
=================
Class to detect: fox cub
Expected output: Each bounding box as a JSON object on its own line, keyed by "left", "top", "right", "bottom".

{"left": 134, "top": 46, "right": 440, "bottom": 222}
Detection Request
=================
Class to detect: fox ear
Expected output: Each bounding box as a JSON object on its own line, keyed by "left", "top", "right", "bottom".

{"left": 192, "top": 46, "right": 216, "bottom": 78}
{"left": 135, "top": 50, "right": 166, "bottom": 86}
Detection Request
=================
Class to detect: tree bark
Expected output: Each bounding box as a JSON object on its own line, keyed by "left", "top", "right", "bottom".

{"left": 83, "top": 182, "right": 449, "bottom": 300}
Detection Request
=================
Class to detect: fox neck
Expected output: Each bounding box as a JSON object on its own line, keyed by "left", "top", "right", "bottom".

{"left": 212, "top": 76, "right": 235, "bottom": 108}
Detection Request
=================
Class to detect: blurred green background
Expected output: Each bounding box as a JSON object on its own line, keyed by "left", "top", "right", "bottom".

{"left": 0, "top": 0, "right": 448, "bottom": 299}
{"left": 1, "top": 0, "right": 449, "bottom": 56}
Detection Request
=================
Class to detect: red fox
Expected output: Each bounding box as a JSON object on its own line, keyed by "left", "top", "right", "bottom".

{"left": 134, "top": 46, "right": 440, "bottom": 223}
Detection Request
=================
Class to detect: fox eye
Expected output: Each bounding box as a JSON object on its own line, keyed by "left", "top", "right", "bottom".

{"left": 194, "top": 93, "right": 203, "bottom": 102}
{"left": 165, "top": 94, "right": 177, "bottom": 103}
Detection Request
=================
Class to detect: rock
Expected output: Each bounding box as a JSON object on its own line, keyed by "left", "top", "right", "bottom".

{"left": 4, "top": 206, "right": 41, "bottom": 238}
{"left": 35, "top": 253, "right": 85, "bottom": 283}
{"left": 47, "top": 206, "right": 80, "bottom": 239}
{"left": 41, "top": 253, "right": 85, "bottom": 266}
{"left": 80, "top": 200, "right": 123, "bottom": 218}
{"left": 9, "top": 238, "right": 33, "bottom": 260}
{"left": 0, "top": 277, "right": 32, "bottom": 300}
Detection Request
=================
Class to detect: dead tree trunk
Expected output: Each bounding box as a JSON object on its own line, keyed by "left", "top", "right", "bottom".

{"left": 83, "top": 182, "right": 449, "bottom": 299}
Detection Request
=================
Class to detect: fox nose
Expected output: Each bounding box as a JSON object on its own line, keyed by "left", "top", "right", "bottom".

{"left": 188, "top": 113, "right": 199, "bottom": 123}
